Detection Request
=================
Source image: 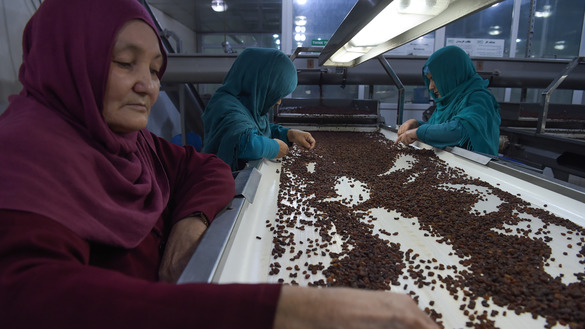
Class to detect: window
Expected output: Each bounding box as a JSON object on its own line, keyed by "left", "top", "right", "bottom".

{"left": 291, "top": 0, "right": 355, "bottom": 50}
{"left": 445, "top": 2, "right": 513, "bottom": 57}
{"left": 516, "top": 0, "right": 585, "bottom": 59}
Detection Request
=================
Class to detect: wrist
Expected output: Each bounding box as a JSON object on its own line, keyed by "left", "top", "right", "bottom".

{"left": 286, "top": 129, "right": 296, "bottom": 141}
{"left": 187, "top": 211, "right": 209, "bottom": 227}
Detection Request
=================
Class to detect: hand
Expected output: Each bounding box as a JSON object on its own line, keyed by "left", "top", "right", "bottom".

{"left": 274, "top": 139, "right": 290, "bottom": 158}
{"left": 273, "top": 286, "right": 439, "bottom": 329}
{"left": 159, "top": 216, "right": 207, "bottom": 283}
{"left": 394, "top": 128, "right": 418, "bottom": 146}
{"left": 397, "top": 119, "right": 420, "bottom": 136}
{"left": 287, "top": 129, "right": 316, "bottom": 150}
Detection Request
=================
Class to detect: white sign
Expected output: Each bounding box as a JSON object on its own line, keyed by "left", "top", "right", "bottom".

{"left": 446, "top": 38, "right": 505, "bottom": 57}
{"left": 387, "top": 38, "right": 435, "bottom": 56}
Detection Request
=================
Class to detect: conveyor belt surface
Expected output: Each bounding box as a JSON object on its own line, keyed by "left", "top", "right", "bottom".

{"left": 201, "top": 130, "right": 585, "bottom": 329}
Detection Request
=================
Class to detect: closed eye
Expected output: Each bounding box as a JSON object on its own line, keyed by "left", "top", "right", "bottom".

{"left": 113, "top": 61, "right": 132, "bottom": 69}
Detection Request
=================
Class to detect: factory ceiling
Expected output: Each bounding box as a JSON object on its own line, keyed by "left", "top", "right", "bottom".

{"left": 147, "top": 0, "right": 282, "bottom": 34}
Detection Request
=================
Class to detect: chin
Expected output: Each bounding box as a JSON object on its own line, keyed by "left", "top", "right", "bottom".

{"left": 131, "top": 118, "right": 149, "bottom": 132}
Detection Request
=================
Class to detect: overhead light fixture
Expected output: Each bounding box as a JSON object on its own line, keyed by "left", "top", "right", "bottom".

{"left": 535, "top": 5, "right": 552, "bottom": 18}
{"left": 211, "top": 0, "right": 228, "bottom": 12}
{"left": 319, "top": 0, "right": 504, "bottom": 67}
{"left": 488, "top": 25, "right": 501, "bottom": 36}
{"left": 294, "top": 15, "right": 307, "bottom": 26}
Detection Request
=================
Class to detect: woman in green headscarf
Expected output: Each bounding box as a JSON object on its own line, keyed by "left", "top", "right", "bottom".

{"left": 395, "top": 45, "right": 501, "bottom": 156}
{"left": 202, "top": 48, "right": 316, "bottom": 170}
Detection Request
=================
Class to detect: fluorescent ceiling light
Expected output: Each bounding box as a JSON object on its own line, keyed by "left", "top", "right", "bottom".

{"left": 319, "top": 0, "right": 504, "bottom": 67}
{"left": 211, "top": 0, "right": 228, "bottom": 12}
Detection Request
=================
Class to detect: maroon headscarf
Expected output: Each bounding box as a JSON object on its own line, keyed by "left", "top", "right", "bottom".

{"left": 0, "top": 0, "right": 170, "bottom": 248}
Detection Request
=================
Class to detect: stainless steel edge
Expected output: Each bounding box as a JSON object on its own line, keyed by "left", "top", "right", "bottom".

{"left": 382, "top": 124, "right": 585, "bottom": 202}
{"left": 177, "top": 164, "right": 263, "bottom": 284}
{"left": 487, "top": 159, "right": 585, "bottom": 203}
{"left": 234, "top": 166, "right": 262, "bottom": 203}
{"left": 176, "top": 197, "right": 247, "bottom": 284}
{"left": 444, "top": 146, "right": 492, "bottom": 166}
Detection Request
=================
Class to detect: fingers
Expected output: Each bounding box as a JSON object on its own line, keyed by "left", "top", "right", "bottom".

{"left": 394, "top": 129, "right": 417, "bottom": 146}
{"left": 397, "top": 124, "right": 409, "bottom": 136}
{"left": 290, "top": 130, "right": 316, "bottom": 150}
{"left": 397, "top": 119, "right": 418, "bottom": 136}
{"left": 301, "top": 133, "right": 316, "bottom": 150}
{"left": 394, "top": 134, "right": 410, "bottom": 145}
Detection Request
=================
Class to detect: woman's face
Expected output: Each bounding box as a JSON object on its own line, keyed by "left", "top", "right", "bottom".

{"left": 103, "top": 20, "right": 163, "bottom": 134}
{"left": 426, "top": 72, "right": 441, "bottom": 98}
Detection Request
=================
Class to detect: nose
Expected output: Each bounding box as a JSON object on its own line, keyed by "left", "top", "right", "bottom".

{"left": 429, "top": 80, "right": 436, "bottom": 92}
{"left": 133, "top": 66, "right": 159, "bottom": 96}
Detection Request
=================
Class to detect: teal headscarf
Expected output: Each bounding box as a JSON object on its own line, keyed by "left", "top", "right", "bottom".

{"left": 423, "top": 46, "right": 501, "bottom": 155}
{"left": 202, "top": 48, "right": 298, "bottom": 169}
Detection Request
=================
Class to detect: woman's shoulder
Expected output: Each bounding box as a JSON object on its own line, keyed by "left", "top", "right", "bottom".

{"left": 204, "top": 93, "right": 250, "bottom": 118}
{"left": 464, "top": 87, "right": 498, "bottom": 106}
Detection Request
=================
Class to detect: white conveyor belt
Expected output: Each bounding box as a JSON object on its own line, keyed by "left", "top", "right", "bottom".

{"left": 181, "top": 127, "right": 585, "bottom": 329}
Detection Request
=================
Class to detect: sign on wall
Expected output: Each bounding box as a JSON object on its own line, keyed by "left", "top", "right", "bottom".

{"left": 446, "top": 38, "right": 505, "bottom": 57}
{"left": 388, "top": 38, "right": 435, "bottom": 57}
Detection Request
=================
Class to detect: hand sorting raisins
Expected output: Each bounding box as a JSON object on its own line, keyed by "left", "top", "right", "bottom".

{"left": 268, "top": 131, "right": 585, "bottom": 329}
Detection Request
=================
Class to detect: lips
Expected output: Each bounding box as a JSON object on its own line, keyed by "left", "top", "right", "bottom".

{"left": 125, "top": 102, "right": 149, "bottom": 111}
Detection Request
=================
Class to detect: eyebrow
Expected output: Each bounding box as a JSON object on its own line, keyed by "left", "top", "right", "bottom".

{"left": 113, "top": 42, "right": 163, "bottom": 61}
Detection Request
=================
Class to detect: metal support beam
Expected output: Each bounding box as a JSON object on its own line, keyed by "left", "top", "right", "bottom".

{"left": 377, "top": 55, "right": 405, "bottom": 126}
{"left": 163, "top": 54, "right": 585, "bottom": 91}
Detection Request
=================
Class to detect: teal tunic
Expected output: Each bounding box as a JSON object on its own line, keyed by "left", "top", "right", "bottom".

{"left": 202, "top": 48, "right": 297, "bottom": 170}
{"left": 419, "top": 46, "right": 501, "bottom": 156}
{"left": 238, "top": 125, "right": 289, "bottom": 160}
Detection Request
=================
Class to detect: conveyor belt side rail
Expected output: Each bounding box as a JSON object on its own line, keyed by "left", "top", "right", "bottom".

{"left": 177, "top": 165, "right": 262, "bottom": 283}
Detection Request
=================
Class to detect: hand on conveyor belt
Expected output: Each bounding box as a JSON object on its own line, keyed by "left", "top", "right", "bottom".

{"left": 287, "top": 129, "right": 316, "bottom": 151}
{"left": 395, "top": 119, "right": 421, "bottom": 146}
{"left": 273, "top": 285, "right": 439, "bottom": 329}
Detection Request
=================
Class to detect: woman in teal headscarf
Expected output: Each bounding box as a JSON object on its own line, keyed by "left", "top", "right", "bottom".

{"left": 395, "top": 45, "right": 501, "bottom": 156}
{"left": 202, "top": 48, "right": 316, "bottom": 170}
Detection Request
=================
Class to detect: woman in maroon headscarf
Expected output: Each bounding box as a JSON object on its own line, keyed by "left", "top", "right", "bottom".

{"left": 0, "top": 1, "right": 438, "bottom": 328}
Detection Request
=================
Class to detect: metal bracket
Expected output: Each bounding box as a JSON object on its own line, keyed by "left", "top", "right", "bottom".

{"left": 290, "top": 46, "right": 324, "bottom": 62}
{"left": 234, "top": 166, "right": 262, "bottom": 204}
{"left": 537, "top": 56, "right": 585, "bottom": 134}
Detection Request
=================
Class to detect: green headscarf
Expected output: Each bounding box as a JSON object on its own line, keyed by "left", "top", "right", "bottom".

{"left": 202, "top": 48, "right": 298, "bottom": 169}
{"left": 423, "top": 45, "right": 501, "bottom": 155}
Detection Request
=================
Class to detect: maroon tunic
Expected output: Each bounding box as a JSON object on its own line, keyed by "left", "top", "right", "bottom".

{"left": 0, "top": 134, "right": 282, "bottom": 329}
{"left": 0, "top": 210, "right": 281, "bottom": 329}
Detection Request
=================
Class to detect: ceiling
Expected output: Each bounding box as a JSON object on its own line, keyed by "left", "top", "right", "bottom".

{"left": 147, "top": 0, "right": 282, "bottom": 34}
